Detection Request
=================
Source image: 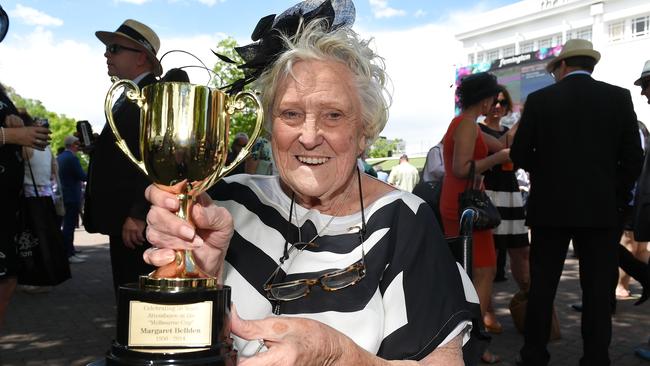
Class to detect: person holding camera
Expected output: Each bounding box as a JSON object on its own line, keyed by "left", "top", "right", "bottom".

{"left": 0, "top": 5, "right": 51, "bottom": 329}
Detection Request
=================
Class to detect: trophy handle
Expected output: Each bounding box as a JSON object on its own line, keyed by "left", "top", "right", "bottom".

{"left": 221, "top": 91, "right": 264, "bottom": 175}
{"left": 104, "top": 78, "right": 148, "bottom": 175}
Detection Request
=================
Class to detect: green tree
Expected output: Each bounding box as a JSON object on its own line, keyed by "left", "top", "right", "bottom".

{"left": 6, "top": 86, "right": 88, "bottom": 170}
{"left": 368, "top": 137, "right": 403, "bottom": 158}
{"left": 212, "top": 37, "right": 264, "bottom": 147}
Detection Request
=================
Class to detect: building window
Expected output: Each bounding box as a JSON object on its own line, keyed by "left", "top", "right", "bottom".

{"left": 477, "top": 53, "right": 485, "bottom": 63}
{"left": 468, "top": 54, "right": 475, "bottom": 64}
{"left": 487, "top": 49, "right": 499, "bottom": 62}
{"left": 539, "top": 37, "right": 552, "bottom": 49}
{"left": 552, "top": 34, "right": 562, "bottom": 46}
{"left": 632, "top": 16, "right": 649, "bottom": 38}
{"left": 520, "top": 41, "right": 533, "bottom": 53}
{"left": 576, "top": 27, "right": 592, "bottom": 41}
{"left": 608, "top": 21, "right": 625, "bottom": 42}
{"left": 503, "top": 45, "right": 515, "bottom": 57}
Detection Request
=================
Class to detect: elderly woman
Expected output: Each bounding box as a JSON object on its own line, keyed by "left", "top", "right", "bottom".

{"left": 440, "top": 73, "right": 513, "bottom": 364}
{"left": 142, "top": 1, "right": 479, "bottom": 364}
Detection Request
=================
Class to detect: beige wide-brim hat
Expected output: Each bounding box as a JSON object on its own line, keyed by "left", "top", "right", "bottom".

{"left": 634, "top": 60, "right": 650, "bottom": 86}
{"left": 546, "top": 39, "right": 601, "bottom": 73}
{"left": 96, "top": 19, "right": 162, "bottom": 76}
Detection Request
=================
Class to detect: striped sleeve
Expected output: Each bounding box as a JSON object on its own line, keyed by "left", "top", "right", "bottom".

{"left": 375, "top": 194, "right": 478, "bottom": 360}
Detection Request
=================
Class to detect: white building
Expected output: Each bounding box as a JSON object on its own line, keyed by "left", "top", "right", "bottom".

{"left": 455, "top": 0, "right": 650, "bottom": 125}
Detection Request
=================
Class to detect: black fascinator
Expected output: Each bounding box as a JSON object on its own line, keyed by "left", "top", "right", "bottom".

{"left": 0, "top": 5, "right": 9, "bottom": 44}
{"left": 214, "top": 0, "right": 356, "bottom": 94}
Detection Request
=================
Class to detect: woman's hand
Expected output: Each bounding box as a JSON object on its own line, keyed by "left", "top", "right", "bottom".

{"left": 232, "top": 306, "right": 351, "bottom": 366}
{"left": 493, "top": 148, "right": 511, "bottom": 164}
{"left": 3, "top": 115, "right": 51, "bottom": 150}
{"left": 143, "top": 184, "right": 233, "bottom": 279}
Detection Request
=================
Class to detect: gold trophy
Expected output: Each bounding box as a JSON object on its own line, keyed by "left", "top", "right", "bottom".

{"left": 101, "top": 79, "right": 262, "bottom": 366}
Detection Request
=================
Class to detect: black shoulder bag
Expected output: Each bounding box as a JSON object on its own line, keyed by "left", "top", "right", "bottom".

{"left": 15, "top": 153, "right": 71, "bottom": 285}
{"left": 458, "top": 160, "right": 501, "bottom": 230}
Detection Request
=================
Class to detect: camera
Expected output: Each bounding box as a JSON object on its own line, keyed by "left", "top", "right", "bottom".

{"left": 36, "top": 118, "right": 49, "bottom": 128}
{"left": 76, "top": 120, "right": 94, "bottom": 148}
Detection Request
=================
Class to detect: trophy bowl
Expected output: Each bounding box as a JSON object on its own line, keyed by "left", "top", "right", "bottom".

{"left": 98, "top": 79, "right": 263, "bottom": 365}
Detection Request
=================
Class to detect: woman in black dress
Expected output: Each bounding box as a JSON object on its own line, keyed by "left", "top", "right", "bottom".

{"left": 479, "top": 85, "right": 530, "bottom": 333}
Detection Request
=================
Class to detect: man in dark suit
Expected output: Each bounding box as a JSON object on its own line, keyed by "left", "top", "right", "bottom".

{"left": 84, "top": 19, "right": 162, "bottom": 295}
{"left": 510, "top": 39, "right": 643, "bottom": 366}
{"left": 57, "top": 135, "right": 87, "bottom": 263}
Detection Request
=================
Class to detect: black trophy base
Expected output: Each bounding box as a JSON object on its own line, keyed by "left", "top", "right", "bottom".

{"left": 105, "top": 340, "right": 235, "bottom": 366}
{"left": 104, "top": 282, "right": 235, "bottom": 366}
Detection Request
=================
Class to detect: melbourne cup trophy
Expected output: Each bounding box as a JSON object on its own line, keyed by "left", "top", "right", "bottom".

{"left": 99, "top": 78, "right": 263, "bottom": 365}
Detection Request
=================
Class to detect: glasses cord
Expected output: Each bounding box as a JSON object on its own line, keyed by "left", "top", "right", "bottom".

{"left": 281, "top": 192, "right": 296, "bottom": 264}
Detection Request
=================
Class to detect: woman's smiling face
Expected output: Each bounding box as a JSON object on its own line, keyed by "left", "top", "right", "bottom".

{"left": 271, "top": 59, "right": 366, "bottom": 202}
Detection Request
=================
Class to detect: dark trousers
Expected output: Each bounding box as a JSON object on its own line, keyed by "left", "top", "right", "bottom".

{"left": 109, "top": 234, "right": 155, "bottom": 297}
{"left": 62, "top": 201, "right": 80, "bottom": 257}
{"left": 618, "top": 244, "right": 648, "bottom": 285}
{"left": 520, "top": 227, "right": 620, "bottom": 366}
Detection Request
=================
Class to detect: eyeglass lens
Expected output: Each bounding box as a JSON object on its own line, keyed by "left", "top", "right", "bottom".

{"left": 267, "top": 263, "right": 365, "bottom": 301}
{"left": 493, "top": 99, "right": 508, "bottom": 107}
{"left": 321, "top": 265, "right": 365, "bottom": 289}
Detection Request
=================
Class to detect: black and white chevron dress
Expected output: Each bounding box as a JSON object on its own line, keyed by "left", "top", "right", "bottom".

{"left": 209, "top": 174, "right": 480, "bottom": 361}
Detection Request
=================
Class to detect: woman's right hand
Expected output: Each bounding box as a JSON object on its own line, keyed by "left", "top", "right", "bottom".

{"left": 143, "top": 184, "right": 233, "bottom": 280}
{"left": 3, "top": 115, "right": 51, "bottom": 150}
{"left": 495, "top": 148, "right": 511, "bottom": 165}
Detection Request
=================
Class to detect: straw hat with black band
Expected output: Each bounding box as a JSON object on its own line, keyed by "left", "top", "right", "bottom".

{"left": 634, "top": 60, "right": 650, "bottom": 86}
{"left": 545, "top": 39, "right": 601, "bottom": 73}
{"left": 96, "top": 19, "right": 162, "bottom": 76}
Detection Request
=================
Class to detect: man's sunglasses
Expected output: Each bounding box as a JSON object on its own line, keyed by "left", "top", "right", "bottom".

{"left": 106, "top": 43, "right": 142, "bottom": 54}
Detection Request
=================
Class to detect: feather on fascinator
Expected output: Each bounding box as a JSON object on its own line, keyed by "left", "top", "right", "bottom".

{"left": 214, "top": 0, "right": 356, "bottom": 94}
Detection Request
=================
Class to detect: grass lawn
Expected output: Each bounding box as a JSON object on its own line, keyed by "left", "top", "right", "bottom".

{"left": 366, "top": 156, "right": 426, "bottom": 172}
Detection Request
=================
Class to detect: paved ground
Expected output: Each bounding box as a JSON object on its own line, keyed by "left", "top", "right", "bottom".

{"left": 0, "top": 228, "right": 648, "bottom": 365}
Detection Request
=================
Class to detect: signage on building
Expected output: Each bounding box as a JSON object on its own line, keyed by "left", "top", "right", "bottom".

{"left": 455, "top": 45, "right": 564, "bottom": 117}
{"left": 540, "top": 0, "right": 571, "bottom": 10}
{"left": 491, "top": 45, "right": 562, "bottom": 70}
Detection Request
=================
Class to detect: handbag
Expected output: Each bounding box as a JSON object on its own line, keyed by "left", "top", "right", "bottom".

{"left": 509, "top": 290, "right": 561, "bottom": 341}
{"left": 15, "top": 155, "right": 71, "bottom": 286}
{"left": 458, "top": 160, "right": 501, "bottom": 230}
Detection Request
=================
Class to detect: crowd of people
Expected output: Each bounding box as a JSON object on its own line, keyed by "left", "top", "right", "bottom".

{"left": 1, "top": 0, "right": 650, "bottom": 365}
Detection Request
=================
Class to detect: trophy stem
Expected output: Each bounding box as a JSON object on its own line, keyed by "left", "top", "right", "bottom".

{"left": 145, "top": 190, "right": 214, "bottom": 288}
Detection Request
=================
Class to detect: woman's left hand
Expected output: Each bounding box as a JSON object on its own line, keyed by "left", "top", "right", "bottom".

{"left": 232, "top": 306, "right": 354, "bottom": 366}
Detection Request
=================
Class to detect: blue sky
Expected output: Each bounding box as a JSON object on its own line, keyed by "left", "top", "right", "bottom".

{"left": 0, "top": 0, "right": 518, "bottom": 153}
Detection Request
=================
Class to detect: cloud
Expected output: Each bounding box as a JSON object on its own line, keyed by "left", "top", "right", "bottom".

{"left": 0, "top": 28, "right": 107, "bottom": 129}
{"left": 0, "top": 10, "right": 464, "bottom": 156}
{"left": 196, "top": 0, "right": 226, "bottom": 6}
{"left": 357, "top": 22, "right": 463, "bottom": 154}
{"left": 369, "top": 0, "right": 406, "bottom": 19}
{"left": 414, "top": 10, "right": 427, "bottom": 18}
{"left": 158, "top": 32, "right": 233, "bottom": 84}
{"left": 0, "top": 29, "right": 231, "bottom": 133}
{"left": 115, "top": 0, "right": 151, "bottom": 4}
{"left": 11, "top": 4, "right": 63, "bottom": 27}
